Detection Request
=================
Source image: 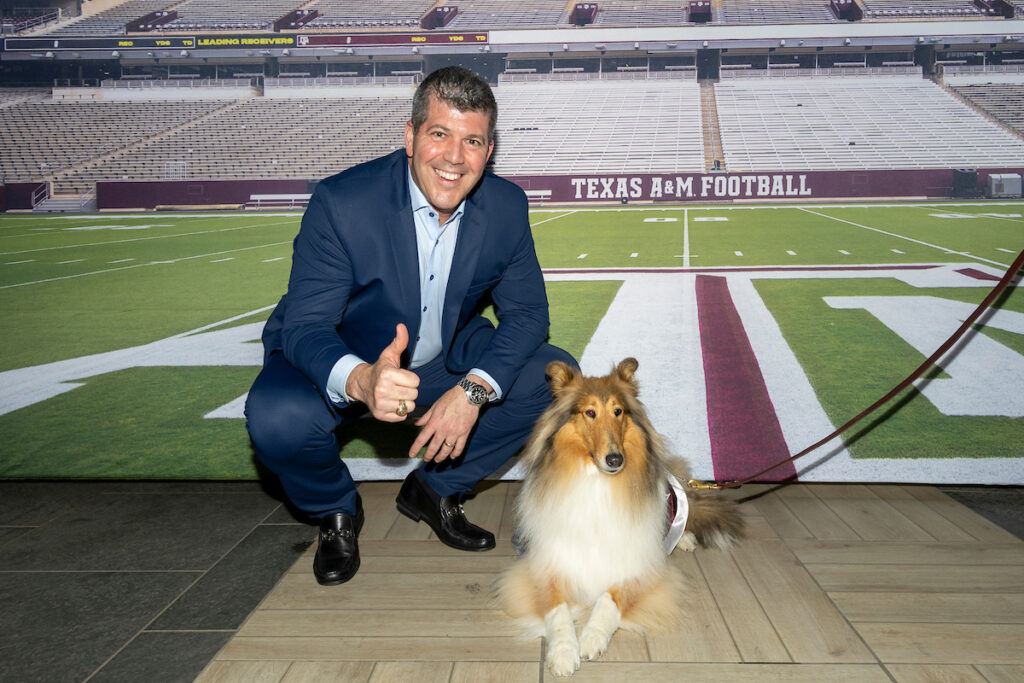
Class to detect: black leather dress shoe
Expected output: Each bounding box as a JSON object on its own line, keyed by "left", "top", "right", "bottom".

{"left": 313, "top": 496, "right": 364, "bottom": 586}
{"left": 396, "top": 471, "right": 495, "bottom": 551}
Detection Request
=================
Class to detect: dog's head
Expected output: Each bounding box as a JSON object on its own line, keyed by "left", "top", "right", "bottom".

{"left": 544, "top": 358, "right": 643, "bottom": 475}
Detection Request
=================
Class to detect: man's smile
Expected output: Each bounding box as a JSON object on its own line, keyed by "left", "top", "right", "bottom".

{"left": 434, "top": 167, "right": 462, "bottom": 183}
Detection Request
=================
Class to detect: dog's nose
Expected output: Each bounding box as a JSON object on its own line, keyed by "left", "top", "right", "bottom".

{"left": 605, "top": 453, "right": 624, "bottom": 469}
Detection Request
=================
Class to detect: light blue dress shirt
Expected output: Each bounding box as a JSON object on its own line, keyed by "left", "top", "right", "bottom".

{"left": 325, "top": 167, "right": 501, "bottom": 405}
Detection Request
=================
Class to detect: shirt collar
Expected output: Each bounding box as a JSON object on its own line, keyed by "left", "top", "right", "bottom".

{"left": 407, "top": 165, "right": 465, "bottom": 223}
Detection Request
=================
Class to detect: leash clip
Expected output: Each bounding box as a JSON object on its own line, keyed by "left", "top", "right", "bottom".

{"left": 687, "top": 479, "right": 724, "bottom": 491}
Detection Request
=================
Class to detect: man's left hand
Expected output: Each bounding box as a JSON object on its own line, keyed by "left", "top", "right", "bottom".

{"left": 409, "top": 378, "right": 489, "bottom": 462}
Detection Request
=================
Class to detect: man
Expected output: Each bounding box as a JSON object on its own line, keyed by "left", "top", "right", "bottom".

{"left": 245, "top": 66, "right": 576, "bottom": 585}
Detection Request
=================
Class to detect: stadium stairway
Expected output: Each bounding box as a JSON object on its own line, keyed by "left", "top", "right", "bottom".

{"left": 934, "top": 74, "right": 1024, "bottom": 142}
{"left": 700, "top": 81, "right": 726, "bottom": 172}
{"left": 51, "top": 97, "right": 252, "bottom": 196}
{"left": 33, "top": 195, "right": 96, "bottom": 212}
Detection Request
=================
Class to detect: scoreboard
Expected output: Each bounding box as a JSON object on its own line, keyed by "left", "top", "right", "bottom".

{"left": 2, "top": 32, "right": 488, "bottom": 52}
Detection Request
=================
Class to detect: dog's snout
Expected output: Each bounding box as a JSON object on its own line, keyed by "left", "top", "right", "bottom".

{"left": 605, "top": 453, "right": 624, "bottom": 470}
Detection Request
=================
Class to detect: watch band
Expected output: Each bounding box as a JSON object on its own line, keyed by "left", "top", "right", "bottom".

{"left": 458, "top": 377, "right": 488, "bottom": 406}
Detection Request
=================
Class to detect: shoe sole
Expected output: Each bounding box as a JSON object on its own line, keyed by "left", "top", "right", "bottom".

{"left": 395, "top": 498, "right": 495, "bottom": 552}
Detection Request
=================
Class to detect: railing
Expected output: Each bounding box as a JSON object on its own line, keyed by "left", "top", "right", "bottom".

{"left": 30, "top": 182, "right": 49, "bottom": 209}
{"left": 719, "top": 66, "right": 920, "bottom": 79}
{"left": 943, "top": 64, "right": 1024, "bottom": 75}
{"left": 99, "top": 78, "right": 255, "bottom": 89}
{"left": 52, "top": 78, "right": 102, "bottom": 88}
{"left": 498, "top": 69, "right": 696, "bottom": 84}
{"left": 263, "top": 75, "right": 421, "bottom": 87}
{"left": 0, "top": 8, "right": 60, "bottom": 34}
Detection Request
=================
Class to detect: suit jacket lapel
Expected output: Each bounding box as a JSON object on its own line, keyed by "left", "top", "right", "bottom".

{"left": 442, "top": 195, "right": 485, "bottom": 349}
{"left": 385, "top": 160, "right": 421, "bottom": 358}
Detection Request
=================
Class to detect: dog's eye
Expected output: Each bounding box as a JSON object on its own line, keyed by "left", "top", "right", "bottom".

{"left": 613, "top": 407, "right": 623, "bottom": 417}
{"left": 584, "top": 409, "right": 597, "bottom": 419}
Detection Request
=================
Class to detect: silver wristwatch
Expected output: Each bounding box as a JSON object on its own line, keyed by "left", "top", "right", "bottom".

{"left": 458, "top": 377, "right": 489, "bottom": 406}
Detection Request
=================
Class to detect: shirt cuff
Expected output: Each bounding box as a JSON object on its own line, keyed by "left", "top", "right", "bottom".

{"left": 327, "top": 354, "right": 367, "bottom": 405}
{"left": 468, "top": 367, "right": 502, "bottom": 401}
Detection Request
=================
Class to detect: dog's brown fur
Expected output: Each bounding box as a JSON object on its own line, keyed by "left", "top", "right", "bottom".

{"left": 498, "top": 358, "right": 744, "bottom": 676}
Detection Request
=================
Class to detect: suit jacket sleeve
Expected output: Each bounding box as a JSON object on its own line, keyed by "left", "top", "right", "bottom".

{"left": 280, "top": 184, "right": 356, "bottom": 404}
{"left": 472, "top": 189, "right": 549, "bottom": 394}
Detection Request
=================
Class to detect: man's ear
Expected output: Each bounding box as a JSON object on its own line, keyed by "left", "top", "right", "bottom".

{"left": 546, "top": 361, "right": 577, "bottom": 396}
{"left": 404, "top": 120, "right": 415, "bottom": 158}
{"left": 614, "top": 357, "right": 639, "bottom": 392}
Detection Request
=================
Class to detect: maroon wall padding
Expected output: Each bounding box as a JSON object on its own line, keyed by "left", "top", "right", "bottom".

{"left": 2, "top": 182, "right": 47, "bottom": 210}
{"left": 96, "top": 179, "right": 311, "bottom": 210}
{"left": 0, "top": 184, "right": 5, "bottom": 213}
{"left": 94, "top": 168, "right": 1024, "bottom": 210}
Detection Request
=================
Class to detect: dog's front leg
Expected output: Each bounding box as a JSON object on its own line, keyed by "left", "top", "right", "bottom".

{"left": 544, "top": 603, "right": 579, "bottom": 676}
{"left": 578, "top": 591, "right": 620, "bottom": 661}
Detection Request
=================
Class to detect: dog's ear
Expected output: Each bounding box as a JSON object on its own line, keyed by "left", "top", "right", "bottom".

{"left": 614, "top": 357, "right": 639, "bottom": 387}
{"left": 546, "top": 361, "right": 577, "bottom": 396}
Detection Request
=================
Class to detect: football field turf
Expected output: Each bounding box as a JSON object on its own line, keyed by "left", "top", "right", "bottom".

{"left": 1, "top": 202, "right": 1022, "bottom": 481}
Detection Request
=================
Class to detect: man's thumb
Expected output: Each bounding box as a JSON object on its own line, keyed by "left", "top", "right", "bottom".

{"left": 379, "top": 323, "right": 408, "bottom": 365}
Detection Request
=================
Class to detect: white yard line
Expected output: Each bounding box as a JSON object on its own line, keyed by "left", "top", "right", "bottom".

{"left": 262, "top": 257, "right": 286, "bottom": 263}
{"left": 997, "top": 248, "right": 1017, "bottom": 254}
{"left": 577, "top": 253, "right": 588, "bottom": 260}
{"left": 5, "top": 259, "right": 35, "bottom": 265}
{"left": 530, "top": 211, "right": 577, "bottom": 228}
{"left": 107, "top": 258, "right": 135, "bottom": 264}
{"left": 891, "top": 249, "right": 905, "bottom": 254}
{"left": 629, "top": 252, "right": 639, "bottom": 258}
{"left": 210, "top": 257, "right": 234, "bottom": 263}
{"left": 0, "top": 240, "right": 292, "bottom": 290}
{"left": 798, "top": 207, "right": 1009, "bottom": 268}
{"left": 786, "top": 250, "right": 797, "bottom": 256}
{"left": 734, "top": 251, "right": 743, "bottom": 257}
{"left": 0, "top": 220, "right": 296, "bottom": 257}
{"left": 683, "top": 208, "right": 691, "bottom": 268}
{"left": 838, "top": 250, "right": 851, "bottom": 256}
{"left": 56, "top": 259, "right": 84, "bottom": 264}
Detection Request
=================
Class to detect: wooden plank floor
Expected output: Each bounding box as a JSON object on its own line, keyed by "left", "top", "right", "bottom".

{"left": 196, "top": 482, "right": 1024, "bottom": 682}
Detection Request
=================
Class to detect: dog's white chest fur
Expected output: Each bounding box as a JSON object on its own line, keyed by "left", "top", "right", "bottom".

{"left": 522, "top": 465, "right": 666, "bottom": 605}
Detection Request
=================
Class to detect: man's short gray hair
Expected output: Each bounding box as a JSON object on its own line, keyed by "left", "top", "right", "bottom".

{"left": 411, "top": 66, "right": 497, "bottom": 143}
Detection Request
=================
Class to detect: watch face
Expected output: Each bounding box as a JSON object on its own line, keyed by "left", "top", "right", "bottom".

{"left": 460, "top": 378, "right": 487, "bottom": 405}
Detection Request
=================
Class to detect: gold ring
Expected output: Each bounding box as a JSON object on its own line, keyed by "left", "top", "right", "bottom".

{"left": 396, "top": 400, "right": 408, "bottom": 417}
{"left": 442, "top": 440, "right": 454, "bottom": 447}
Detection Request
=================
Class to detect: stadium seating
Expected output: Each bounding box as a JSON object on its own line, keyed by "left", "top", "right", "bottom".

{"left": 490, "top": 80, "right": 705, "bottom": 175}
{"left": 718, "top": 0, "right": 837, "bottom": 24}
{"left": 442, "top": 0, "right": 567, "bottom": 30}
{"left": 157, "top": 0, "right": 306, "bottom": 31}
{"left": 714, "top": 75, "right": 1024, "bottom": 171}
{"left": 860, "top": 0, "right": 992, "bottom": 20}
{"left": 305, "top": 0, "right": 428, "bottom": 29}
{"left": 47, "top": 0, "right": 173, "bottom": 35}
{"left": 1, "top": 100, "right": 225, "bottom": 184}
{"left": 591, "top": 0, "right": 690, "bottom": 26}
{"left": 951, "top": 82, "right": 1024, "bottom": 135}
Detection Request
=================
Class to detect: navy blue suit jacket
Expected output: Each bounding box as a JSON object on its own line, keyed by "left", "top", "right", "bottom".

{"left": 261, "top": 149, "right": 550, "bottom": 407}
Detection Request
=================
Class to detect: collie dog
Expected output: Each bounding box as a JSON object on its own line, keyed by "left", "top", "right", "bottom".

{"left": 498, "top": 358, "right": 744, "bottom": 676}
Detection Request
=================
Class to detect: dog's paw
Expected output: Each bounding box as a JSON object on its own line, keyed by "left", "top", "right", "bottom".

{"left": 578, "top": 626, "right": 612, "bottom": 661}
{"left": 546, "top": 639, "right": 581, "bottom": 676}
{"left": 676, "top": 531, "right": 698, "bottom": 552}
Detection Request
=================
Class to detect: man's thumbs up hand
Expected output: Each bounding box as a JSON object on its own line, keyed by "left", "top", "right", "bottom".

{"left": 346, "top": 323, "right": 420, "bottom": 422}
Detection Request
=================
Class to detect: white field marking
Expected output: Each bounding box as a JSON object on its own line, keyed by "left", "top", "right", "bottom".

{"left": 210, "top": 257, "right": 234, "bottom": 263}
{"left": 530, "top": 210, "right": 577, "bottom": 227}
{"left": 997, "top": 248, "right": 1016, "bottom": 254}
{"left": 827, "top": 295, "right": 1024, "bottom": 417}
{"left": 57, "top": 259, "right": 84, "bottom": 264}
{"left": 786, "top": 250, "right": 797, "bottom": 256}
{"left": 734, "top": 251, "right": 743, "bottom": 257}
{"left": 630, "top": 252, "right": 639, "bottom": 258}
{"left": 261, "top": 256, "right": 285, "bottom": 263}
{"left": 527, "top": 201, "right": 1024, "bottom": 214}
{"left": 0, "top": 219, "right": 296, "bottom": 257}
{"left": 693, "top": 216, "right": 729, "bottom": 222}
{"left": 0, "top": 304, "right": 275, "bottom": 418}
{"left": 983, "top": 213, "right": 1023, "bottom": 219}
{"left": 683, "top": 208, "right": 690, "bottom": 268}
{"left": 891, "top": 249, "right": 905, "bottom": 254}
{"left": 0, "top": 240, "right": 292, "bottom": 290}
{"left": 643, "top": 217, "right": 678, "bottom": 222}
{"left": 5, "top": 259, "right": 35, "bottom": 265}
{"left": 107, "top": 258, "right": 134, "bottom": 264}
{"left": 64, "top": 224, "right": 173, "bottom": 232}
{"left": 798, "top": 207, "right": 1009, "bottom": 268}
{"left": 577, "top": 253, "right": 588, "bottom": 260}
{"left": 838, "top": 250, "right": 851, "bottom": 255}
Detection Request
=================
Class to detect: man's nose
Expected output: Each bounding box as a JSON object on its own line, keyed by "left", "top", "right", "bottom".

{"left": 443, "top": 138, "right": 464, "bottom": 165}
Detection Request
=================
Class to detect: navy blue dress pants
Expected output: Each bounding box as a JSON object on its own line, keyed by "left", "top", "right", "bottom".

{"left": 245, "top": 344, "right": 577, "bottom": 519}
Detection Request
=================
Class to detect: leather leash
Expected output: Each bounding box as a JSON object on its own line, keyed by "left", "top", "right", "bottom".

{"left": 689, "top": 247, "right": 1024, "bottom": 491}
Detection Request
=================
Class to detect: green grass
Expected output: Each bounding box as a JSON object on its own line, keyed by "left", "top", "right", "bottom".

{"left": 2, "top": 202, "right": 1021, "bottom": 478}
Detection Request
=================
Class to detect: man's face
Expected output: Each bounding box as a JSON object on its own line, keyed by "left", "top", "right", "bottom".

{"left": 405, "top": 95, "right": 494, "bottom": 224}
